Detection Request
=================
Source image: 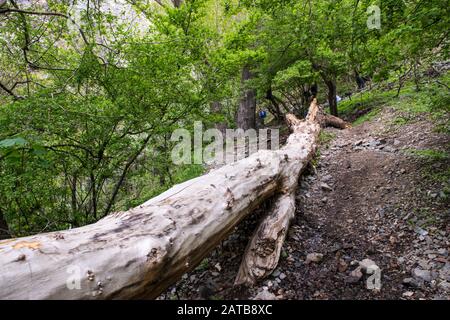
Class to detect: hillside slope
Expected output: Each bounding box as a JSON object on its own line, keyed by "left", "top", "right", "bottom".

{"left": 160, "top": 82, "right": 450, "bottom": 300}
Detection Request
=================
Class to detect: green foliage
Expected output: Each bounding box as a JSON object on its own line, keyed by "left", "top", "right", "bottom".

{"left": 0, "top": 1, "right": 218, "bottom": 236}
{"left": 0, "top": 137, "right": 28, "bottom": 148}
{"left": 0, "top": 0, "right": 448, "bottom": 236}
{"left": 405, "top": 148, "right": 450, "bottom": 202}
{"left": 339, "top": 71, "right": 450, "bottom": 126}
{"left": 319, "top": 131, "right": 336, "bottom": 147}
{"left": 392, "top": 116, "right": 411, "bottom": 126}
{"left": 353, "top": 108, "right": 381, "bottom": 126}
{"left": 196, "top": 258, "right": 210, "bottom": 271}
{"left": 405, "top": 149, "right": 449, "bottom": 162}
{"left": 337, "top": 89, "right": 390, "bottom": 125}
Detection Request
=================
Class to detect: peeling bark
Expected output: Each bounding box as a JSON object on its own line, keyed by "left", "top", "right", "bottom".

{"left": 235, "top": 100, "right": 348, "bottom": 285}
{"left": 0, "top": 100, "right": 346, "bottom": 299}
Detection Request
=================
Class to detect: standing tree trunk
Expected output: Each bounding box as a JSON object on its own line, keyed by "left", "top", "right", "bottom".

{"left": 265, "top": 88, "right": 282, "bottom": 121}
{"left": 237, "top": 66, "right": 256, "bottom": 130}
{"left": 355, "top": 71, "right": 366, "bottom": 90}
{"left": 0, "top": 209, "right": 10, "bottom": 240}
{"left": 266, "top": 87, "right": 289, "bottom": 120}
{"left": 325, "top": 79, "right": 338, "bottom": 117}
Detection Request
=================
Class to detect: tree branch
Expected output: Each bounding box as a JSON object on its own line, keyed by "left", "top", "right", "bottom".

{"left": 0, "top": 81, "right": 22, "bottom": 99}
{"left": 0, "top": 7, "right": 89, "bottom": 46}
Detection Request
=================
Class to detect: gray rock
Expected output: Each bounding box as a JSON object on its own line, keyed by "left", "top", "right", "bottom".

{"left": 418, "top": 259, "right": 431, "bottom": 270}
{"left": 414, "top": 226, "right": 428, "bottom": 236}
{"left": 306, "top": 253, "right": 324, "bottom": 264}
{"left": 438, "top": 264, "right": 450, "bottom": 281}
{"left": 384, "top": 146, "right": 397, "bottom": 153}
{"left": 359, "top": 259, "right": 379, "bottom": 272}
{"left": 438, "top": 281, "right": 450, "bottom": 292}
{"left": 402, "top": 277, "right": 421, "bottom": 288}
{"left": 330, "top": 244, "right": 342, "bottom": 252}
{"left": 279, "top": 273, "right": 287, "bottom": 280}
{"left": 272, "top": 270, "right": 281, "bottom": 278}
{"left": 413, "top": 268, "right": 432, "bottom": 282}
{"left": 367, "top": 139, "right": 381, "bottom": 148}
{"left": 432, "top": 294, "right": 449, "bottom": 300}
{"left": 402, "top": 291, "right": 415, "bottom": 298}
{"left": 338, "top": 259, "right": 348, "bottom": 272}
{"left": 320, "top": 183, "right": 333, "bottom": 192}
{"left": 254, "top": 288, "right": 277, "bottom": 300}
{"left": 349, "top": 267, "right": 363, "bottom": 281}
{"left": 300, "top": 181, "right": 310, "bottom": 189}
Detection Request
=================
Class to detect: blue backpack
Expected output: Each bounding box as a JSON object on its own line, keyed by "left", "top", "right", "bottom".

{"left": 259, "top": 110, "right": 267, "bottom": 119}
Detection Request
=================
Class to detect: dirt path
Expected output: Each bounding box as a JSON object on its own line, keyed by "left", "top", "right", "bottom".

{"left": 270, "top": 107, "right": 449, "bottom": 300}
{"left": 159, "top": 107, "right": 449, "bottom": 300}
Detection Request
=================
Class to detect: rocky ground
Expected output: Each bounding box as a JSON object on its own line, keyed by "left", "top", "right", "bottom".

{"left": 159, "top": 105, "right": 449, "bottom": 300}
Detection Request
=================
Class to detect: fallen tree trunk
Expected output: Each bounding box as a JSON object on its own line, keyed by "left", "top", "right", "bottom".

{"left": 235, "top": 100, "right": 348, "bottom": 285}
{"left": 0, "top": 99, "right": 347, "bottom": 299}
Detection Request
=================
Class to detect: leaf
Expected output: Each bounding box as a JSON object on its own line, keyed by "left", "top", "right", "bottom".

{"left": 0, "top": 137, "right": 28, "bottom": 148}
{"left": 4, "top": 150, "right": 21, "bottom": 164}
{"left": 32, "top": 145, "right": 48, "bottom": 156}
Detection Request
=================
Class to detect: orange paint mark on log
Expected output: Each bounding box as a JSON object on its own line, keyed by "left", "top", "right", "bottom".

{"left": 12, "top": 241, "right": 41, "bottom": 250}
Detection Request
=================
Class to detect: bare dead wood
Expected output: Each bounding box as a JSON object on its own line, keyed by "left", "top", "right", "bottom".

{"left": 0, "top": 155, "right": 281, "bottom": 299}
{"left": 235, "top": 99, "right": 347, "bottom": 285}
{"left": 0, "top": 99, "right": 345, "bottom": 299}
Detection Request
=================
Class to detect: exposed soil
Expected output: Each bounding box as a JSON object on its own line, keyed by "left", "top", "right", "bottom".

{"left": 159, "top": 106, "right": 449, "bottom": 300}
